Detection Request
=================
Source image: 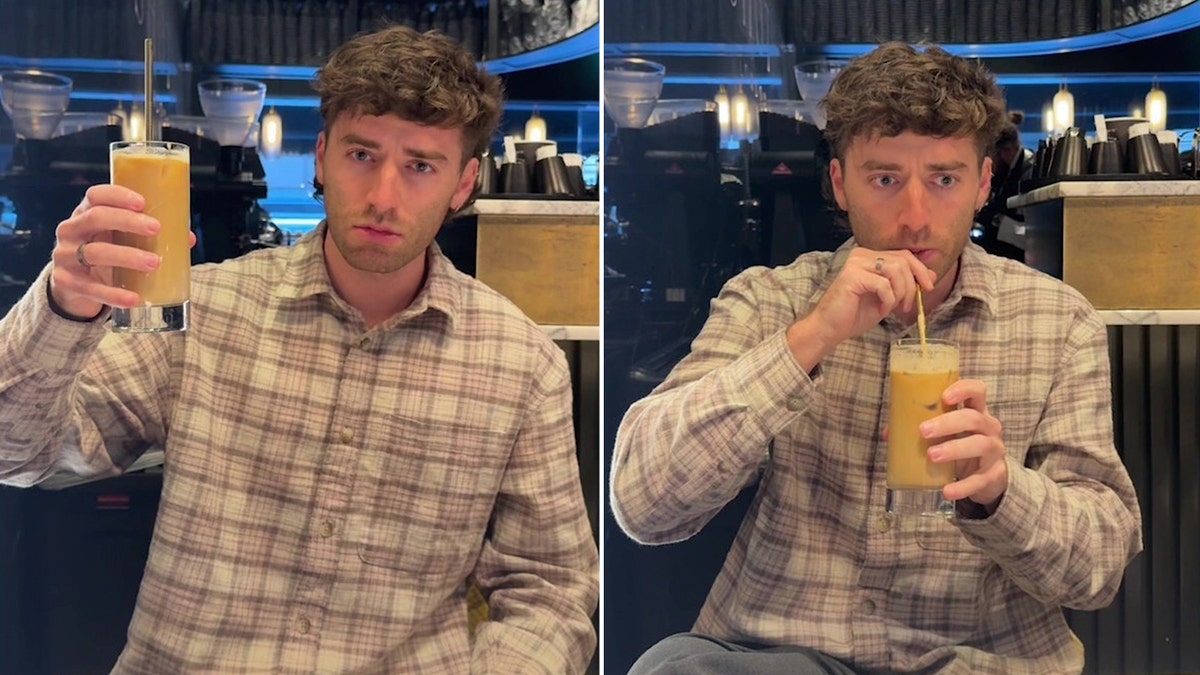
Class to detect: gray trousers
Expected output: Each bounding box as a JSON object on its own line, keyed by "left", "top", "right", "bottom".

{"left": 627, "top": 633, "right": 862, "bottom": 675}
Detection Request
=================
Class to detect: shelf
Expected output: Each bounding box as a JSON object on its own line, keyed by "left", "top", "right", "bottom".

{"left": 605, "top": 2, "right": 1200, "bottom": 60}
{"left": 201, "top": 23, "right": 598, "bottom": 80}
{"left": 0, "top": 19, "right": 598, "bottom": 95}
{"left": 0, "top": 56, "right": 185, "bottom": 76}
{"left": 823, "top": 1, "right": 1200, "bottom": 57}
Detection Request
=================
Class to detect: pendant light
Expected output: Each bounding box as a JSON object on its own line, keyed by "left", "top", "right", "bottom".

{"left": 260, "top": 106, "right": 283, "bottom": 157}
{"left": 1145, "top": 80, "right": 1168, "bottom": 133}
{"left": 1052, "top": 83, "right": 1074, "bottom": 135}
{"left": 524, "top": 108, "right": 547, "bottom": 142}
{"left": 1041, "top": 102, "right": 1055, "bottom": 134}
{"left": 128, "top": 102, "right": 145, "bottom": 142}
{"left": 731, "top": 85, "right": 750, "bottom": 143}
{"left": 715, "top": 85, "right": 731, "bottom": 148}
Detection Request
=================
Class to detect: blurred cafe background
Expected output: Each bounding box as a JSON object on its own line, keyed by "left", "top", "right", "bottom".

{"left": 602, "top": 1, "right": 1200, "bottom": 674}
{"left": 0, "top": 1, "right": 599, "bottom": 673}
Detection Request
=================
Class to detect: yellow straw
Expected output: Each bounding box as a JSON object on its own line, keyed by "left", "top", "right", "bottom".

{"left": 916, "top": 288, "right": 928, "bottom": 353}
{"left": 144, "top": 39, "right": 154, "bottom": 141}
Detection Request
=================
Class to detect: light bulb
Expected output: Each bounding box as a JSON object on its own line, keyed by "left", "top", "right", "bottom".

{"left": 1042, "top": 102, "right": 1055, "bottom": 134}
{"left": 1145, "top": 83, "right": 1167, "bottom": 133}
{"left": 731, "top": 85, "right": 750, "bottom": 142}
{"left": 1052, "top": 85, "right": 1074, "bottom": 134}
{"left": 129, "top": 103, "right": 145, "bottom": 142}
{"left": 524, "top": 110, "right": 547, "bottom": 142}
{"left": 261, "top": 107, "right": 283, "bottom": 156}
{"left": 714, "top": 85, "right": 731, "bottom": 148}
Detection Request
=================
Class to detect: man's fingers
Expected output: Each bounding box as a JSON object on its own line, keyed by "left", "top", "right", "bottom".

{"left": 82, "top": 184, "right": 146, "bottom": 212}
{"left": 50, "top": 266, "right": 142, "bottom": 309}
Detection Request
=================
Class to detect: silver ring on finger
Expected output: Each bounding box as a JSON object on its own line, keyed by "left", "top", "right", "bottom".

{"left": 874, "top": 257, "right": 884, "bottom": 273}
{"left": 76, "top": 240, "right": 95, "bottom": 270}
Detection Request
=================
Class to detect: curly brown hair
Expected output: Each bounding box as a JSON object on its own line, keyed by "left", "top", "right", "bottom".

{"left": 313, "top": 25, "right": 504, "bottom": 165}
{"left": 820, "top": 43, "right": 1008, "bottom": 162}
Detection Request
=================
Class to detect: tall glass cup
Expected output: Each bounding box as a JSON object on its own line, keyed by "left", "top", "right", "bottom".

{"left": 109, "top": 140, "right": 190, "bottom": 332}
{"left": 886, "top": 338, "right": 959, "bottom": 518}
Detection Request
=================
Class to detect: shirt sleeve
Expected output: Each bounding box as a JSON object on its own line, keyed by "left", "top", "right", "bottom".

{"left": 609, "top": 269, "right": 822, "bottom": 545}
{"left": 469, "top": 340, "right": 599, "bottom": 675}
{"left": 956, "top": 308, "right": 1143, "bottom": 611}
{"left": 0, "top": 266, "right": 175, "bottom": 486}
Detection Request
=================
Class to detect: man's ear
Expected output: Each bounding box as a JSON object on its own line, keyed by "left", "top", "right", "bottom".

{"left": 315, "top": 131, "right": 327, "bottom": 187}
{"left": 975, "top": 155, "right": 993, "bottom": 211}
{"left": 830, "top": 158, "right": 848, "bottom": 211}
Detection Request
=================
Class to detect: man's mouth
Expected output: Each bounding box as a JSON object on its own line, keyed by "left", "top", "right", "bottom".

{"left": 354, "top": 225, "right": 403, "bottom": 243}
{"left": 908, "top": 248, "right": 936, "bottom": 265}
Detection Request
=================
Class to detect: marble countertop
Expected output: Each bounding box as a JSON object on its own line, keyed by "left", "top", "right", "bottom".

{"left": 463, "top": 198, "right": 600, "bottom": 217}
{"left": 1099, "top": 310, "right": 1200, "bottom": 325}
{"left": 1008, "top": 179, "right": 1200, "bottom": 209}
{"left": 542, "top": 325, "right": 599, "bottom": 341}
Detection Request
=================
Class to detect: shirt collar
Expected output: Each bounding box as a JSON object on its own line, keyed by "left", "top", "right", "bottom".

{"left": 813, "top": 237, "right": 998, "bottom": 318}
{"left": 274, "top": 221, "right": 462, "bottom": 331}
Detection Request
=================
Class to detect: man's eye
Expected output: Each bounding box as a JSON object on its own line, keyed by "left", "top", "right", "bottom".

{"left": 937, "top": 175, "right": 957, "bottom": 187}
{"left": 874, "top": 175, "right": 897, "bottom": 187}
{"left": 351, "top": 150, "right": 371, "bottom": 161}
{"left": 413, "top": 161, "right": 433, "bottom": 173}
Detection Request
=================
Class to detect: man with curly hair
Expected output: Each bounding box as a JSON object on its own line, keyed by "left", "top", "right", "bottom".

{"left": 0, "top": 25, "right": 597, "bottom": 674}
{"left": 612, "top": 43, "right": 1140, "bottom": 675}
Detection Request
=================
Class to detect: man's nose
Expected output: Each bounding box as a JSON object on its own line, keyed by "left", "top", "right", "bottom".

{"left": 365, "top": 163, "right": 402, "bottom": 218}
{"left": 898, "top": 179, "right": 931, "bottom": 230}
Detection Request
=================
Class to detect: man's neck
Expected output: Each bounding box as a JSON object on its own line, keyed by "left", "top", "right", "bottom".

{"left": 323, "top": 236, "right": 427, "bottom": 328}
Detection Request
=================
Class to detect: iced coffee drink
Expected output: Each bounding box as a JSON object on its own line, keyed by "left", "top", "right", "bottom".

{"left": 110, "top": 140, "right": 190, "bottom": 332}
{"left": 886, "top": 337, "right": 959, "bottom": 517}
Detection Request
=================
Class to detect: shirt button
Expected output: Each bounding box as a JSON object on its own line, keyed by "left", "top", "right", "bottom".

{"left": 876, "top": 516, "right": 892, "bottom": 533}
{"left": 319, "top": 521, "right": 334, "bottom": 538}
{"left": 861, "top": 599, "right": 877, "bottom": 615}
{"left": 296, "top": 616, "right": 311, "bottom": 634}
{"left": 358, "top": 337, "right": 371, "bottom": 349}
{"left": 786, "top": 397, "right": 804, "bottom": 411}
{"left": 340, "top": 428, "right": 355, "bottom": 443}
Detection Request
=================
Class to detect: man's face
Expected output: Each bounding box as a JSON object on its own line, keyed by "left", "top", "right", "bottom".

{"left": 830, "top": 131, "right": 992, "bottom": 293}
{"left": 315, "top": 113, "right": 478, "bottom": 277}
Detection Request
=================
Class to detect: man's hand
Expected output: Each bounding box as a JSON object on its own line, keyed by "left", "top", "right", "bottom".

{"left": 50, "top": 184, "right": 196, "bottom": 319}
{"left": 786, "top": 248, "right": 936, "bottom": 372}
{"left": 922, "top": 378, "right": 1009, "bottom": 513}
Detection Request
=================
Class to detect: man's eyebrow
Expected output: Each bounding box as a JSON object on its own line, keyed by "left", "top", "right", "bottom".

{"left": 926, "top": 161, "right": 970, "bottom": 172}
{"left": 340, "top": 133, "right": 381, "bottom": 149}
{"left": 859, "top": 160, "right": 904, "bottom": 171}
{"left": 858, "top": 160, "right": 970, "bottom": 172}
{"left": 403, "top": 147, "right": 450, "bottom": 163}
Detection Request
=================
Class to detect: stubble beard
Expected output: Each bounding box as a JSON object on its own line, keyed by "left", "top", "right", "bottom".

{"left": 327, "top": 216, "right": 418, "bottom": 275}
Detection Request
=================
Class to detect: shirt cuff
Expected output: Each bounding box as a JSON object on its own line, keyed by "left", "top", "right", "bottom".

{"left": 731, "top": 328, "right": 824, "bottom": 437}
{"left": 955, "top": 454, "right": 1049, "bottom": 556}
{"left": 45, "top": 274, "right": 108, "bottom": 323}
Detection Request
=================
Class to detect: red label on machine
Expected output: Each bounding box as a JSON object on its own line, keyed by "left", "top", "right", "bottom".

{"left": 664, "top": 163, "right": 685, "bottom": 175}
{"left": 96, "top": 494, "right": 132, "bottom": 510}
{"left": 771, "top": 163, "right": 793, "bottom": 175}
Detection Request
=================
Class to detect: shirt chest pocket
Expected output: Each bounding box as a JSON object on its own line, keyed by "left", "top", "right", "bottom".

{"left": 350, "top": 417, "right": 513, "bottom": 577}
{"left": 990, "top": 398, "right": 1045, "bottom": 465}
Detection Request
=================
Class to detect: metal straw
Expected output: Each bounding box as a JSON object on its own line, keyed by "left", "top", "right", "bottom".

{"left": 144, "top": 38, "right": 154, "bottom": 141}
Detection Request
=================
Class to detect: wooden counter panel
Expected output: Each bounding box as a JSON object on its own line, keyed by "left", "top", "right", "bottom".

{"left": 475, "top": 213, "right": 599, "bottom": 326}
{"left": 1054, "top": 196, "right": 1200, "bottom": 310}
